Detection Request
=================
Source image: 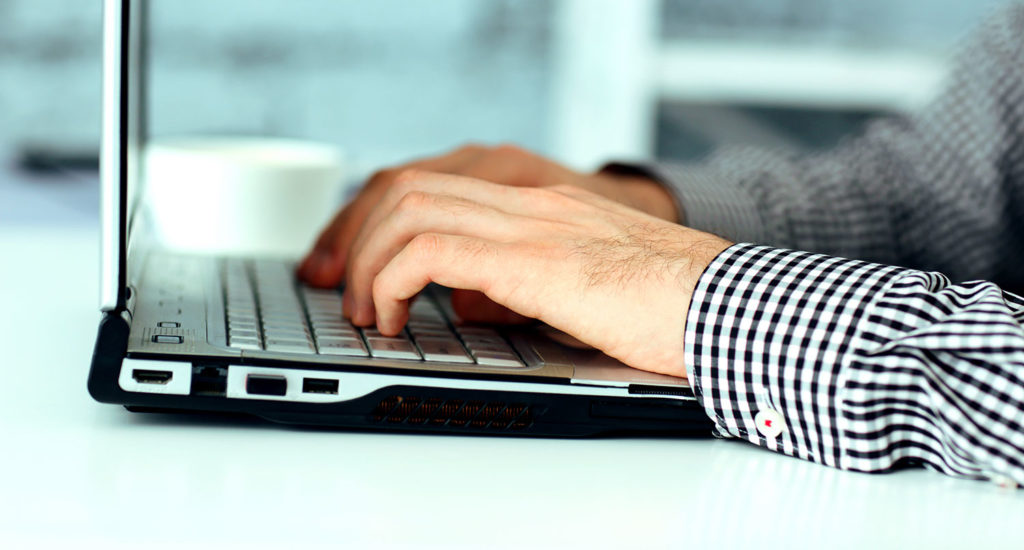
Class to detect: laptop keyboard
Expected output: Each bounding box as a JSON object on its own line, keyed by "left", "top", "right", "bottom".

{"left": 222, "top": 259, "right": 526, "bottom": 368}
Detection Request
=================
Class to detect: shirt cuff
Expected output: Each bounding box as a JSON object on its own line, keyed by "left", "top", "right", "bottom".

{"left": 683, "top": 243, "right": 902, "bottom": 467}
{"left": 602, "top": 161, "right": 767, "bottom": 244}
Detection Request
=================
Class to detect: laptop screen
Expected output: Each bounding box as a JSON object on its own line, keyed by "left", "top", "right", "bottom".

{"left": 100, "top": 0, "right": 146, "bottom": 312}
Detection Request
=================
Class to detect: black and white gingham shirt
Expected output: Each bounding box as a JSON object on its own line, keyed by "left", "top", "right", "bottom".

{"left": 639, "top": 5, "right": 1024, "bottom": 484}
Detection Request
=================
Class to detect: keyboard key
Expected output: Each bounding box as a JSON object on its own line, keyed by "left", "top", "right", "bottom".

{"left": 409, "top": 311, "right": 444, "bottom": 323}
{"left": 317, "top": 337, "right": 369, "bottom": 357}
{"left": 303, "top": 289, "right": 341, "bottom": 300}
{"left": 229, "top": 328, "right": 260, "bottom": 340}
{"left": 312, "top": 320, "right": 353, "bottom": 330}
{"left": 409, "top": 299, "right": 442, "bottom": 315}
{"left": 308, "top": 307, "right": 343, "bottom": 317}
{"left": 317, "top": 335, "right": 362, "bottom": 345}
{"left": 229, "top": 337, "right": 262, "bottom": 350}
{"left": 265, "top": 339, "right": 315, "bottom": 354}
{"left": 265, "top": 329, "right": 311, "bottom": 342}
{"left": 417, "top": 337, "right": 473, "bottom": 363}
{"left": 362, "top": 328, "right": 404, "bottom": 340}
{"left": 263, "top": 319, "right": 307, "bottom": 331}
{"left": 463, "top": 340, "right": 514, "bottom": 354}
{"left": 456, "top": 327, "right": 500, "bottom": 337}
{"left": 408, "top": 327, "right": 456, "bottom": 339}
{"left": 261, "top": 308, "right": 303, "bottom": 319}
{"left": 314, "top": 327, "right": 359, "bottom": 338}
{"left": 472, "top": 351, "right": 525, "bottom": 368}
{"left": 307, "top": 300, "right": 342, "bottom": 309}
{"left": 367, "top": 338, "right": 422, "bottom": 360}
{"left": 408, "top": 319, "right": 448, "bottom": 331}
{"left": 227, "top": 306, "right": 256, "bottom": 317}
{"left": 261, "top": 310, "right": 304, "bottom": 320}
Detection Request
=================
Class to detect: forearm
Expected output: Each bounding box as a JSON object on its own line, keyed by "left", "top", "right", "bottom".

{"left": 685, "top": 243, "right": 1024, "bottom": 484}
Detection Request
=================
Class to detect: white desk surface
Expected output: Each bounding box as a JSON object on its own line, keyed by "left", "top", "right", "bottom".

{"left": 1, "top": 226, "right": 1022, "bottom": 550}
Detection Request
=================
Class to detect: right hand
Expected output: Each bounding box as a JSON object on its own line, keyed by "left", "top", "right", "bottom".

{"left": 335, "top": 171, "right": 730, "bottom": 378}
{"left": 298, "top": 143, "right": 678, "bottom": 289}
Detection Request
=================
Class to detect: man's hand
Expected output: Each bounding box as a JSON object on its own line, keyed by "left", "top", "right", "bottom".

{"left": 327, "top": 170, "right": 730, "bottom": 378}
{"left": 298, "top": 144, "right": 677, "bottom": 288}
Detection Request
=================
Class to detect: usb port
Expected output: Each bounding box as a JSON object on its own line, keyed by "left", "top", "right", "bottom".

{"left": 302, "top": 378, "right": 339, "bottom": 395}
{"left": 246, "top": 374, "right": 287, "bottom": 396}
{"left": 132, "top": 369, "right": 173, "bottom": 384}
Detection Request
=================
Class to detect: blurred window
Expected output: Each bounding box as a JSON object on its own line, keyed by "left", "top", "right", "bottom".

{"left": 0, "top": 0, "right": 1012, "bottom": 174}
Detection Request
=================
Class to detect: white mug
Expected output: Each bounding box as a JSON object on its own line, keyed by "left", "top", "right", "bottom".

{"left": 143, "top": 136, "right": 345, "bottom": 257}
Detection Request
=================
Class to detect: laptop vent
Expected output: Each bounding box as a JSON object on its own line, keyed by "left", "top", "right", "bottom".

{"left": 370, "top": 396, "right": 533, "bottom": 430}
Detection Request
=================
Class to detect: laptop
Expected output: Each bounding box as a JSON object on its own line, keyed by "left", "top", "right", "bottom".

{"left": 88, "top": 0, "right": 713, "bottom": 436}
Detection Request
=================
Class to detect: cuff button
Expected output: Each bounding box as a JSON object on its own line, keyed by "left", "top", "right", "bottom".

{"left": 754, "top": 409, "right": 786, "bottom": 439}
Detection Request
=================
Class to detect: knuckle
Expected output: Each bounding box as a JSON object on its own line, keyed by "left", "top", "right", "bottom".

{"left": 534, "top": 185, "right": 580, "bottom": 207}
{"left": 463, "top": 238, "right": 489, "bottom": 259}
{"left": 457, "top": 142, "right": 486, "bottom": 154}
{"left": 395, "top": 190, "right": 432, "bottom": 213}
{"left": 367, "top": 167, "right": 399, "bottom": 188}
{"left": 549, "top": 183, "right": 580, "bottom": 195}
{"left": 520, "top": 185, "right": 551, "bottom": 200}
{"left": 492, "top": 143, "right": 527, "bottom": 160}
{"left": 392, "top": 169, "right": 425, "bottom": 189}
{"left": 371, "top": 273, "right": 390, "bottom": 301}
{"left": 409, "top": 233, "right": 445, "bottom": 257}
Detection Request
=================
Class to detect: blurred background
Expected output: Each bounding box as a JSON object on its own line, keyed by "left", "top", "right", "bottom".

{"left": 0, "top": 0, "right": 1009, "bottom": 228}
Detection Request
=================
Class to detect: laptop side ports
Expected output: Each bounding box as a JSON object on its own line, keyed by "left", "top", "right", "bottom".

{"left": 132, "top": 369, "right": 173, "bottom": 384}
{"left": 302, "top": 378, "right": 339, "bottom": 395}
{"left": 191, "top": 365, "right": 228, "bottom": 396}
{"left": 118, "top": 359, "right": 192, "bottom": 395}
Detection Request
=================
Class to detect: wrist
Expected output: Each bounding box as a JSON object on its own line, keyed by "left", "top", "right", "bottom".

{"left": 628, "top": 175, "right": 680, "bottom": 223}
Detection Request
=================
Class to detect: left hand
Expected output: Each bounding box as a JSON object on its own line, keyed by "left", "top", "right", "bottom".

{"left": 343, "top": 170, "right": 732, "bottom": 377}
{"left": 297, "top": 143, "right": 677, "bottom": 289}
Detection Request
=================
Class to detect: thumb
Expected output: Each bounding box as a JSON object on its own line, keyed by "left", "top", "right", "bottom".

{"left": 449, "top": 289, "right": 533, "bottom": 325}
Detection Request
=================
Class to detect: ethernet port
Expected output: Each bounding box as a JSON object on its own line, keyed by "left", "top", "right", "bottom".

{"left": 191, "top": 365, "right": 228, "bottom": 396}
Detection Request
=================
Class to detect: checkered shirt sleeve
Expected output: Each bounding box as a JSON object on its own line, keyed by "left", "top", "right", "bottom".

{"left": 614, "top": 4, "right": 1024, "bottom": 287}
{"left": 602, "top": 5, "right": 1024, "bottom": 483}
{"left": 686, "top": 244, "right": 1024, "bottom": 484}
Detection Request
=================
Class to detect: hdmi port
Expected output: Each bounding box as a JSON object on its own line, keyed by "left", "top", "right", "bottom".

{"left": 133, "top": 369, "right": 173, "bottom": 384}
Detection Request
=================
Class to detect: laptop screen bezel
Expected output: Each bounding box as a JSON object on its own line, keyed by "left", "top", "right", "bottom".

{"left": 100, "top": 0, "right": 144, "bottom": 312}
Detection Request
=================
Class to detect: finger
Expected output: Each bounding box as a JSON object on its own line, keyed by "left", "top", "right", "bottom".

{"left": 454, "top": 144, "right": 572, "bottom": 188}
{"left": 342, "top": 170, "right": 565, "bottom": 317}
{"left": 450, "top": 289, "right": 532, "bottom": 325}
{"left": 371, "top": 233, "right": 517, "bottom": 335}
{"left": 346, "top": 191, "right": 533, "bottom": 326}
{"left": 297, "top": 145, "right": 488, "bottom": 285}
{"left": 546, "top": 183, "right": 645, "bottom": 218}
{"left": 344, "top": 173, "right": 494, "bottom": 299}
